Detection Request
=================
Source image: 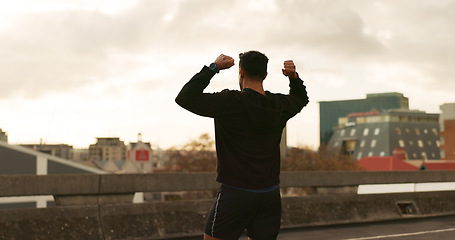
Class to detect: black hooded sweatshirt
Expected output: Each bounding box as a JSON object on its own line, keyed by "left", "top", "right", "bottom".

{"left": 175, "top": 66, "right": 309, "bottom": 189}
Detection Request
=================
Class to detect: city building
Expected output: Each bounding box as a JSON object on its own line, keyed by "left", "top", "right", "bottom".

{"left": 88, "top": 137, "right": 126, "bottom": 161}
{"left": 72, "top": 148, "right": 89, "bottom": 162}
{"left": 327, "top": 109, "right": 440, "bottom": 160}
{"left": 20, "top": 144, "right": 73, "bottom": 160}
{"left": 439, "top": 103, "right": 455, "bottom": 160}
{"left": 319, "top": 92, "right": 409, "bottom": 145}
{"left": 126, "top": 133, "right": 153, "bottom": 173}
{"left": 0, "top": 128, "right": 7, "bottom": 142}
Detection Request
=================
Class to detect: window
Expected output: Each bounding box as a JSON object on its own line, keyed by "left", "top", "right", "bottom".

{"left": 350, "top": 129, "right": 356, "bottom": 136}
{"left": 402, "top": 116, "right": 409, "bottom": 122}
{"left": 399, "top": 140, "right": 405, "bottom": 147}
{"left": 357, "top": 117, "right": 366, "bottom": 124}
{"left": 339, "top": 117, "right": 348, "bottom": 127}
{"left": 357, "top": 152, "right": 363, "bottom": 159}
{"left": 436, "top": 140, "right": 440, "bottom": 147}
{"left": 374, "top": 128, "right": 380, "bottom": 135}
{"left": 405, "top": 128, "right": 410, "bottom": 134}
{"left": 427, "top": 141, "right": 432, "bottom": 146}
{"left": 441, "top": 150, "right": 445, "bottom": 159}
{"left": 380, "top": 152, "right": 386, "bottom": 157}
{"left": 340, "top": 129, "right": 345, "bottom": 136}
{"left": 414, "top": 128, "right": 420, "bottom": 136}
{"left": 342, "top": 140, "right": 356, "bottom": 156}
{"left": 395, "top": 127, "right": 402, "bottom": 135}
{"left": 421, "top": 152, "right": 427, "bottom": 159}
{"left": 418, "top": 140, "right": 424, "bottom": 148}
{"left": 424, "top": 129, "right": 428, "bottom": 134}
{"left": 360, "top": 140, "right": 366, "bottom": 148}
{"left": 432, "top": 128, "right": 438, "bottom": 135}
{"left": 390, "top": 116, "right": 399, "bottom": 122}
{"left": 368, "top": 152, "right": 373, "bottom": 157}
{"left": 363, "top": 128, "right": 369, "bottom": 136}
{"left": 409, "top": 141, "right": 414, "bottom": 146}
{"left": 371, "top": 139, "right": 377, "bottom": 148}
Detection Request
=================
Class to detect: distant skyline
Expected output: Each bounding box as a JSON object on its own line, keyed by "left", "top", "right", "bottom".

{"left": 1, "top": 0, "right": 454, "bottom": 149}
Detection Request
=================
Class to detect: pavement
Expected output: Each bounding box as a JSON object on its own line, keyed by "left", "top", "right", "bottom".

{"left": 176, "top": 214, "right": 455, "bottom": 240}
{"left": 278, "top": 214, "right": 455, "bottom": 240}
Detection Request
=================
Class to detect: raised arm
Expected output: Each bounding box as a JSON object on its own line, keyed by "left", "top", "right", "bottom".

{"left": 282, "top": 60, "right": 309, "bottom": 111}
{"left": 175, "top": 54, "right": 234, "bottom": 117}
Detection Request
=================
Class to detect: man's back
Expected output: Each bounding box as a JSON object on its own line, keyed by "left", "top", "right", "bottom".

{"left": 175, "top": 63, "right": 308, "bottom": 189}
{"left": 211, "top": 88, "right": 307, "bottom": 189}
{"left": 175, "top": 51, "right": 309, "bottom": 240}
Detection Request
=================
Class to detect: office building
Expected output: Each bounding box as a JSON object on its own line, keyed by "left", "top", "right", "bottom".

{"left": 320, "top": 93, "right": 409, "bottom": 145}
{"left": 327, "top": 109, "right": 440, "bottom": 160}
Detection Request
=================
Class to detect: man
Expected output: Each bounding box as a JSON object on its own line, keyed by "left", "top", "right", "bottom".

{"left": 175, "top": 51, "right": 309, "bottom": 240}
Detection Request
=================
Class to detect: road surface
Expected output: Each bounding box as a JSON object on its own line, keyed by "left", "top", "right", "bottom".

{"left": 176, "top": 214, "right": 455, "bottom": 240}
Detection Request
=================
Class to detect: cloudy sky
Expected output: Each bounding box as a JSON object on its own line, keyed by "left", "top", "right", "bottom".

{"left": 1, "top": 0, "right": 454, "bottom": 149}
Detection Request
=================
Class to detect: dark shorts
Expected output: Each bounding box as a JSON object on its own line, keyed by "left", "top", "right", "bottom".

{"left": 204, "top": 184, "right": 281, "bottom": 240}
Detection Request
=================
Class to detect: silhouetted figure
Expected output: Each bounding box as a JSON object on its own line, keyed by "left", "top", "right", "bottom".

{"left": 176, "top": 51, "right": 309, "bottom": 240}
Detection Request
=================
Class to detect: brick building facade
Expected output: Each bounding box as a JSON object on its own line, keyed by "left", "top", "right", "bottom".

{"left": 440, "top": 119, "right": 455, "bottom": 160}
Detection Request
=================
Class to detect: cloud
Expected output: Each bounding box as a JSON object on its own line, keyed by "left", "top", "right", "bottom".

{"left": 350, "top": 0, "right": 455, "bottom": 90}
{"left": 1, "top": 0, "right": 454, "bottom": 148}
{"left": 0, "top": 1, "right": 176, "bottom": 99}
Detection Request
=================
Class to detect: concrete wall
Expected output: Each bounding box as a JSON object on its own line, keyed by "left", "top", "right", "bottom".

{"left": 2, "top": 191, "right": 455, "bottom": 239}
{"left": 1, "top": 171, "right": 455, "bottom": 239}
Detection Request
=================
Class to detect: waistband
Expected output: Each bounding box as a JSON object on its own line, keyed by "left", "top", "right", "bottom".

{"left": 222, "top": 184, "right": 280, "bottom": 193}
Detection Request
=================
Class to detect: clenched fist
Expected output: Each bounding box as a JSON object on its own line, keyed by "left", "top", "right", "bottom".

{"left": 214, "top": 54, "right": 235, "bottom": 70}
{"left": 282, "top": 60, "right": 298, "bottom": 79}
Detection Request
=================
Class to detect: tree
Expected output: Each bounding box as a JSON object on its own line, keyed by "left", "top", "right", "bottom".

{"left": 165, "top": 133, "right": 217, "bottom": 172}
{"left": 281, "top": 144, "right": 362, "bottom": 171}
{"left": 160, "top": 133, "right": 217, "bottom": 201}
{"left": 280, "top": 144, "right": 362, "bottom": 197}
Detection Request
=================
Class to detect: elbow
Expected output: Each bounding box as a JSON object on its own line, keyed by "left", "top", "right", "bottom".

{"left": 175, "top": 94, "right": 182, "bottom": 105}
{"left": 175, "top": 93, "right": 193, "bottom": 110}
{"left": 304, "top": 96, "right": 309, "bottom": 107}
{"left": 175, "top": 89, "right": 186, "bottom": 106}
{"left": 301, "top": 97, "right": 309, "bottom": 109}
{"left": 175, "top": 94, "right": 186, "bottom": 108}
